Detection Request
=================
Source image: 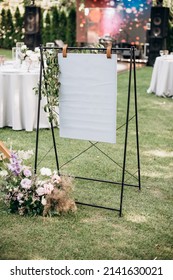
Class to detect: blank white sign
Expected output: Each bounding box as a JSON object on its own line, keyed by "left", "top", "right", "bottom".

{"left": 58, "top": 53, "right": 117, "bottom": 143}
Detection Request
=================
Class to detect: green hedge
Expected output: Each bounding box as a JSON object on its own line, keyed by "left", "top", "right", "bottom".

{"left": 0, "top": 6, "right": 76, "bottom": 49}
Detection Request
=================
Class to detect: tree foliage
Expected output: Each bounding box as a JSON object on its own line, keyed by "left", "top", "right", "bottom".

{"left": 58, "top": 11, "right": 67, "bottom": 43}
{"left": 66, "top": 7, "right": 76, "bottom": 46}
{"left": 0, "top": 8, "right": 6, "bottom": 48}
{"left": 42, "top": 11, "right": 52, "bottom": 45}
{"left": 51, "top": 6, "right": 60, "bottom": 41}
{"left": 4, "top": 9, "right": 14, "bottom": 49}
{"left": 14, "top": 7, "right": 24, "bottom": 43}
{"left": 0, "top": 1, "right": 77, "bottom": 48}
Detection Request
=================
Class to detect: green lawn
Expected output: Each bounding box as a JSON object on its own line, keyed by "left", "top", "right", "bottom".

{"left": 0, "top": 66, "right": 173, "bottom": 260}
{"left": 0, "top": 48, "right": 12, "bottom": 60}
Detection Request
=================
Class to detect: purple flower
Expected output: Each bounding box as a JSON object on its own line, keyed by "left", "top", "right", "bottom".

{"left": 15, "top": 165, "right": 22, "bottom": 175}
{"left": 8, "top": 163, "right": 22, "bottom": 176}
{"left": 23, "top": 168, "right": 32, "bottom": 177}
{"left": 8, "top": 152, "right": 23, "bottom": 176}
{"left": 10, "top": 152, "right": 21, "bottom": 164}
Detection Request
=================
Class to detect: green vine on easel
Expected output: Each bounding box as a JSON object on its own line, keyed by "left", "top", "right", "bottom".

{"left": 35, "top": 44, "right": 106, "bottom": 127}
{"left": 35, "top": 49, "right": 60, "bottom": 127}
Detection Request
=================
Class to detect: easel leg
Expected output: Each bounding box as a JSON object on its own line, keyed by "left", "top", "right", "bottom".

{"left": 119, "top": 47, "right": 133, "bottom": 217}
{"left": 133, "top": 48, "right": 141, "bottom": 190}
{"left": 50, "top": 121, "right": 60, "bottom": 174}
{"left": 34, "top": 57, "right": 43, "bottom": 174}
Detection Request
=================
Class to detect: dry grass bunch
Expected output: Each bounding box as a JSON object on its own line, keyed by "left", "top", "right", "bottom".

{"left": 43, "top": 175, "right": 77, "bottom": 216}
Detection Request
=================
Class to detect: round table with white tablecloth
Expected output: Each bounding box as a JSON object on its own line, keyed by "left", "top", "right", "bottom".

{"left": 0, "top": 62, "right": 51, "bottom": 131}
{"left": 147, "top": 55, "right": 173, "bottom": 97}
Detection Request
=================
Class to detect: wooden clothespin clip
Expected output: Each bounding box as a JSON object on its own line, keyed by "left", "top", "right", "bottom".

{"left": 62, "top": 44, "right": 68, "bottom": 58}
{"left": 106, "top": 44, "right": 112, "bottom": 59}
{"left": 0, "top": 141, "right": 11, "bottom": 159}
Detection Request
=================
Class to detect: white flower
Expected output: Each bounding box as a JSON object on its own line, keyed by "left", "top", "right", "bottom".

{"left": 17, "top": 150, "right": 34, "bottom": 160}
{"left": 24, "top": 50, "right": 40, "bottom": 62}
{"left": 17, "top": 193, "right": 23, "bottom": 201}
{"left": 0, "top": 170, "right": 8, "bottom": 177}
{"left": 34, "top": 47, "right": 40, "bottom": 53}
{"left": 40, "top": 167, "right": 52, "bottom": 176}
{"left": 26, "top": 50, "right": 33, "bottom": 57}
{"left": 19, "top": 200, "right": 24, "bottom": 205}
{"left": 36, "top": 186, "right": 45, "bottom": 196}
{"left": 20, "top": 178, "right": 32, "bottom": 189}
{"left": 21, "top": 44, "right": 27, "bottom": 52}
{"left": 41, "top": 196, "right": 47, "bottom": 206}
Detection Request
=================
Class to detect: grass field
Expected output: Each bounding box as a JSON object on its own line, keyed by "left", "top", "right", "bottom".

{"left": 0, "top": 65, "right": 173, "bottom": 260}
{"left": 0, "top": 48, "right": 12, "bottom": 60}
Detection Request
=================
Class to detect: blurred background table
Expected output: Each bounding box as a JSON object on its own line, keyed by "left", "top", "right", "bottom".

{"left": 147, "top": 56, "right": 173, "bottom": 97}
{"left": 0, "top": 62, "right": 50, "bottom": 131}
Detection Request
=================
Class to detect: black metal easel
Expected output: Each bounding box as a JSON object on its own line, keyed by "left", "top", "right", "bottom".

{"left": 34, "top": 46, "right": 141, "bottom": 217}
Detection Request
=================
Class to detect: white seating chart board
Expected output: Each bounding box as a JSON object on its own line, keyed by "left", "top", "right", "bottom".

{"left": 58, "top": 53, "right": 117, "bottom": 143}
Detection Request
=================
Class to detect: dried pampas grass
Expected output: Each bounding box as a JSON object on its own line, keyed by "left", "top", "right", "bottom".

{"left": 43, "top": 175, "right": 77, "bottom": 216}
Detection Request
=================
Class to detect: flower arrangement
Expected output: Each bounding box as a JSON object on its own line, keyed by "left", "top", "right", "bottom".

{"left": 17, "top": 45, "right": 40, "bottom": 71}
{"left": 20, "top": 45, "right": 40, "bottom": 63}
{"left": 0, "top": 150, "right": 77, "bottom": 216}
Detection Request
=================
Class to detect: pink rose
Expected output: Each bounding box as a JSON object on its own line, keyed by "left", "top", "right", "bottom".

{"left": 36, "top": 187, "right": 45, "bottom": 196}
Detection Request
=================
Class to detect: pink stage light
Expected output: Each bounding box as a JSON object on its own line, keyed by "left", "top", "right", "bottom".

{"left": 100, "top": 9, "right": 122, "bottom": 36}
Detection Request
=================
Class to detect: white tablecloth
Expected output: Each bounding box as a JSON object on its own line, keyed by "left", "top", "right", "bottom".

{"left": 147, "top": 56, "right": 173, "bottom": 97}
{"left": 0, "top": 62, "right": 50, "bottom": 131}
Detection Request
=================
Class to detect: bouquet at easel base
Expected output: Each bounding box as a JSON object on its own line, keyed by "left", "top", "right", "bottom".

{"left": 0, "top": 150, "right": 77, "bottom": 216}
